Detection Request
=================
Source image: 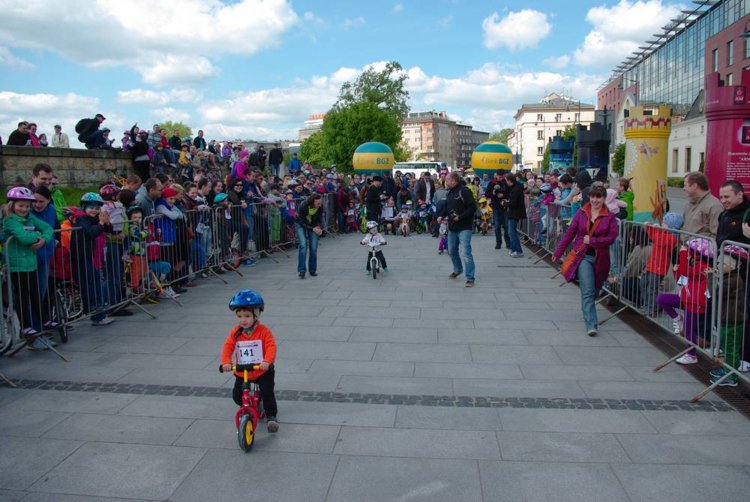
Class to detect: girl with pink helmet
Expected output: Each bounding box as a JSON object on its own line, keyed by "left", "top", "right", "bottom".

{"left": 2, "top": 186, "right": 55, "bottom": 348}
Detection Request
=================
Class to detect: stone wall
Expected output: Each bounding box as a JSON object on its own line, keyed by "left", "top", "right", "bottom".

{"left": 0, "top": 146, "right": 132, "bottom": 189}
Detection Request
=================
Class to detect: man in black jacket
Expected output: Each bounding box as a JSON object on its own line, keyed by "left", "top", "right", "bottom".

{"left": 439, "top": 172, "right": 476, "bottom": 287}
{"left": 294, "top": 193, "right": 324, "bottom": 279}
{"left": 717, "top": 180, "right": 750, "bottom": 247}
{"left": 77, "top": 113, "right": 106, "bottom": 148}
{"left": 7, "top": 121, "right": 30, "bottom": 146}
{"left": 486, "top": 169, "right": 510, "bottom": 250}
{"left": 268, "top": 143, "right": 283, "bottom": 178}
{"left": 504, "top": 172, "right": 527, "bottom": 257}
{"left": 365, "top": 176, "right": 385, "bottom": 222}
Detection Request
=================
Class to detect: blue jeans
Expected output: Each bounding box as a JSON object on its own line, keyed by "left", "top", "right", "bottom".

{"left": 577, "top": 254, "right": 599, "bottom": 331}
{"left": 492, "top": 208, "right": 510, "bottom": 247}
{"left": 508, "top": 218, "right": 523, "bottom": 253}
{"left": 447, "top": 229, "right": 475, "bottom": 281}
{"left": 270, "top": 163, "right": 280, "bottom": 178}
{"left": 295, "top": 223, "right": 318, "bottom": 274}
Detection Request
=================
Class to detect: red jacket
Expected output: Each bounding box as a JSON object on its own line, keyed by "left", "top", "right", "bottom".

{"left": 220, "top": 322, "right": 277, "bottom": 380}
{"left": 645, "top": 225, "right": 678, "bottom": 276}
{"left": 674, "top": 249, "right": 710, "bottom": 313}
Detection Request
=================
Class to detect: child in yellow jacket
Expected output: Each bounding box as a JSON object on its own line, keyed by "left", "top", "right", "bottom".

{"left": 220, "top": 289, "right": 278, "bottom": 432}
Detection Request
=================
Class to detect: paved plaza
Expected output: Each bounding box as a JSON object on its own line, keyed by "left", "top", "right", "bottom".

{"left": 1, "top": 232, "right": 750, "bottom": 501}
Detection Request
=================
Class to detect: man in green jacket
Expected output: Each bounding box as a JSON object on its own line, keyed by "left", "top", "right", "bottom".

{"left": 29, "top": 163, "right": 67, "bottom": 223}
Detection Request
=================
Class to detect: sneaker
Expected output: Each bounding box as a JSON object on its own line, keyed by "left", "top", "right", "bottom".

{"left": 92, "top": 316, "right": 114, "bottom": 326}
{"left": 465, "top": 280, "right": 475, "bottom": 288}
{"left": 449, "top": 272, "right": 461, "bottom": 279}
{"left": 671, "top": 316, "right": 683, "bottom": 335}
{"left": 676, "top": 353, "right": 698, "bottom": 365}
{"left": 200, "top": 272, "right": 210, "bottom": 279}
{"left": 309, "top": 272, "right": 317, "bottom": 277}
{"left": 299, "top": 272, "right": 306, "bottom": 279}
{"left": 710, "top": 369, "right": 739, "bottom": 387}
{"left": 173, "top": 285, "right": 187, "bottom": 294}
{"left": 243, "top": 258, "right": 257, "bottom": 266}
{"left": 383, "top": 268, "right": 388, "bottom": 273}
{"left": 164, "top": 286, "right": 180, "bottom": 299}
{"left": 43, "top": 320, "right": 61, "bottom": 328}
{"left": 495, "top": 244, "right": 501, "bottom": 250}
{"left": 709, "top": 367, "right": 726, "bottom": 379}
{"left": 267, "top": 416, "right": 279, "bottom": 433}
{"left": 20, "top": 328, "right": 38, "bottom": 338}
{"left": 739, "top": 360, "right": 750, "bottom": 372}
{"left": 587, "top": 329, "right": 598, "bottom": 337}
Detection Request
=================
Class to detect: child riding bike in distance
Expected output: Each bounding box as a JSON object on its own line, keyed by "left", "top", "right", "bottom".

{"left": 220, "top": 289, "right": 279, "bottom": 433}
{"left": 361, "top": 220, "right": 388, "bottom": 274}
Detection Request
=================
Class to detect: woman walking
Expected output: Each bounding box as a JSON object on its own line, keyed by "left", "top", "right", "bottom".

{"left": 294, "top": 193, "right": 323, "bottom": 279}
{"left": 552, "top": 184, "right": 618, "bottom": 336}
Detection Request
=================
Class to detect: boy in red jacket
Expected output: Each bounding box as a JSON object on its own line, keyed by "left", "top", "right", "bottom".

{"left": 221, "top": 289, "right": 278, "bottom": 433}
{"left": 640, "top": 213, "right": 682, "bottom": 316}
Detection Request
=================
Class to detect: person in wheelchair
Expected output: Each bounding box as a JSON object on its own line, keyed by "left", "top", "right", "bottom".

{"left": 361, "top": 221, "right": 388, "bottom": 274}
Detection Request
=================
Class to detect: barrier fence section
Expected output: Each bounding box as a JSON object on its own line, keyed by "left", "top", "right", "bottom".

{"left": 518, "top": 196, "right": 750, "bottom": 400}
{"left": 0, "top": 201, "right": 297, "bottom": 360}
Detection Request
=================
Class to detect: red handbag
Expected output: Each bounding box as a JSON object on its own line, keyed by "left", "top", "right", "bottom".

{"left": 560, "top": 219, "right": 601, "bottom": 279}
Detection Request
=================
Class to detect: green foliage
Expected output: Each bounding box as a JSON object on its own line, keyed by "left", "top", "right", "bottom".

{"left": 158, "top": 121, "right": 192, "bottom": 139}
{"left": 322, "top": 101, "right": 403, "bottom": 173}
{"left": 393, "top": 141, "right": 410, "bottom": 162}
{"left": 667, "top": 177, "right": 685, "bottom": 188}
{"left": 542, "top": 144, "right": 550, "bottom": 171}
{"left": 333, "top": 61, "right": 410, "bottom": 121}
{"left": 299, "top": 131, "right": 332, "bottom": 167}
{"left": 562, "top": 124, "right": 578, "bottom": 167}
{"left": 489, "top": 128, "right": 513, "bottom": 145}
{"left": 612, "top": 143, "right": 626, "bottom": 176}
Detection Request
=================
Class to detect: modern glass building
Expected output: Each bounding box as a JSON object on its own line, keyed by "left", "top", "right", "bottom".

{"left": 600, "top": 0, "right": 750, "bottom": 117}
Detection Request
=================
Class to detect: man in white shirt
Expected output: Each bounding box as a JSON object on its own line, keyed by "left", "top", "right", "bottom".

{"left": 51, "top": 125, "right": 69, "bottom": 148}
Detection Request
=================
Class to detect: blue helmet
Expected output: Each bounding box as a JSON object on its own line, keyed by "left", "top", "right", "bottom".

{"left": 80, "top": 192, "right": 105, "bottom": 206}
{"left": 214, "top": 193, "right": 228, "bottom": 204}
{"left": 229, "top": 289, "right": 264, "bottom": 312}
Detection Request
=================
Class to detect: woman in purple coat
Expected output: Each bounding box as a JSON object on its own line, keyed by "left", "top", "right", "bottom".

{"left": 552, "top": 184, "right": 618, "bottom": 337}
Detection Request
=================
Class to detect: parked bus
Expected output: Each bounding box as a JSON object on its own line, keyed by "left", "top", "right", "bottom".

{"left": 393, "top": 161, "right": 444, "bottom": 179}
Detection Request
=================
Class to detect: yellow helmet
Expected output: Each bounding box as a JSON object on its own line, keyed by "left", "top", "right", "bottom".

{"left": 478, "top": 197, "right": 487, "bottom": 204}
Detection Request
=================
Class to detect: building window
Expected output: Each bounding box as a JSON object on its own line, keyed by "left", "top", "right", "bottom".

{"left": 537, "top": 130, "right": 544, "bottom": 140}
{"left": 727, "top": 73, "right": 734, "bottom": 85}
{"left": 699, "top": 152, "right": 705, "bottom": 170}
{"left": 713, "top": 48, "right": 719, "bottom": 72}
{"left": 685, "top": 147, "right": 692, "bottom": 172}
{"left": 672, "top": 149, "right": 679, "bottom": 173}
{"left": 728, "top": 40, "right": 735, "bottom": 66}
{"left": 537, "top": 114, "right": 543, "bottom": 121}
{"left": 556, "top": 130, "right": 563, "bottom": 137}
{"left": 746, "top": 38, "right": 750, "bottom": 60}
{"left": 574, "top": 113, "right": 580, "bottom": 122}
{"left": 555, "top": 113, "right": 562, "bottom": 122}
{"left": 537, "top": 146, "right": 544, "bottom": 155}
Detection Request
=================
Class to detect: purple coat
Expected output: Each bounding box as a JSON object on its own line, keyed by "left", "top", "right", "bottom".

{"left": 552, "top": 203, "right": 618, "bottom": 288}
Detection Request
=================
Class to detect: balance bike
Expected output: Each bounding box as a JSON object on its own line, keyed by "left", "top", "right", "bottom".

{"left": 219, "top": 363, "right": 273, "bottom": 452}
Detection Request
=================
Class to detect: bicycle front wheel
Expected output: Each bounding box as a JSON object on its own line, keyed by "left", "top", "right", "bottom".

{"left": 238, "top": 414, "right": 255, "bottom": 452}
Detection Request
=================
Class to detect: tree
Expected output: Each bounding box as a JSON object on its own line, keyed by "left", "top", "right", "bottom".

{"left": 158, "top": 121, "right": 192, "bottom": 139}
{"left": 322, "top": 101, "right": 403, "bottom": 173}
{"left": 542, "top": 144, "right": 550, "bottom": 171}
{"left": 561, "top": 124, "right": 578, "bottom": 167}
{"left": 333, "top": 61, "right": 410, "bottom": 121}
{"left": 489, "top": 128, "right": 513, "bottom": 145}
{"left": 299, "top": 131, "right": 332, "bottom": 167}
{"left": 612, "top": 143, "right": 626, "bottom": 176}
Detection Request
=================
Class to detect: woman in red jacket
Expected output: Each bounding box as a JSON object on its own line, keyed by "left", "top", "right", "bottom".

{"left": 552, "top": 184, "right": 619, "bottom": 336}
{"left": 656, "top": 238, "right": 714, "bottom": 365}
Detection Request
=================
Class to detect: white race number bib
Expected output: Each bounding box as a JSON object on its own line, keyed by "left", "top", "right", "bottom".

{"left": 235, "top": 340, "right": 263, "bottom": 365}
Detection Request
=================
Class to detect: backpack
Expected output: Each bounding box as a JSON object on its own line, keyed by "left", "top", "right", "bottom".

{"left": 75, "top": 118, "right": 87, "bottom": 134}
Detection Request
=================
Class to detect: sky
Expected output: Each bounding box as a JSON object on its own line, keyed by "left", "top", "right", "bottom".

{"left": 0, "top": 0, "right": 685, "bottom": 146}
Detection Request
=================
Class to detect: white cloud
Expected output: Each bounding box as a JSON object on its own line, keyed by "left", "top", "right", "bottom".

{"left": 152, "top": 107, "right": 192, "bottom": 123}
{"left": 116, "top": 88, "right": 203, "bottom": 106}
{"left": 393, "top": 3, "right": 404, "bottom": 13}
{"left": 573, "top": 0, "right": 682, "bottom": 68}
{"left": 0, "top": 0, "right": 299, "bottom": 85}
{"left": 543, "top": 55, "right": 571, "bottom": 69}
{"left": 0, "top": 46, "right": 34, "bottom": 69}
{"left": 302, "top": 11, "right": 326, "bottom": 27}
{"left": 482, "top": 9, "right": 551, "bottom": 51}
{"left": 0, "top": 91, "right": 129, "bottom": 147}
{"left": 343, "top": 17, "right": 365, "bottom": 30}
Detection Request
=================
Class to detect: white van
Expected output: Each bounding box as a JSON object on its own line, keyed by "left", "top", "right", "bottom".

{"left": 393, "top": 161, "right": 443, "bottom": 179}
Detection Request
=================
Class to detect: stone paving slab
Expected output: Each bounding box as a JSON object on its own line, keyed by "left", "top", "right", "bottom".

{"left": 497, "top": 408, "right": 658, "bottom": 434}
{"left": 496, "top": 431, "right": 631, "bottom": 463}
{"left": 326, "top": 456, "right": 483, "bottom": 502}
{"left": 0, "top": 437, "right": 83, "bottom": 491}
{"left": 479, "top": 461, "right": 630, "bottom": 502}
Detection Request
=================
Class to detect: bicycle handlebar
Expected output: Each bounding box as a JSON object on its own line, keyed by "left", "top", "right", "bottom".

{"left": 219, "top": 363, "right": 275, "bottom": 373}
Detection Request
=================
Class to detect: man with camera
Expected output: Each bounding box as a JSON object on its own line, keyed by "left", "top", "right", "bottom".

{"left": 486, "top": 169, "right": 510, "bottom": 250}
{"left": 365, "top": 175, "right": 386, "bottom": 223}
{"left": 438, "top": 172, "right": 477, "bottom": 287}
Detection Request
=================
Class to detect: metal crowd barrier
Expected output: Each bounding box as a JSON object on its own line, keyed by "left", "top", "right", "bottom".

{"left": 0, "top": 201, "right": 299, "bottom": 362}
